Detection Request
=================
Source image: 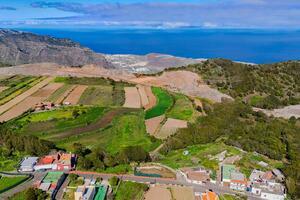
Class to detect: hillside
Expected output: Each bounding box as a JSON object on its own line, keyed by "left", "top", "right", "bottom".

{"left": 184, "top": 59, "right": 300, "bottom": 109}
{"left": 0, "top": 29, "right": 112, "bottom": 67}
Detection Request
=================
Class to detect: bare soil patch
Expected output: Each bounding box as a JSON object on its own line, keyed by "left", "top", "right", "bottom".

{"left": 155, "top": 118, "right": 188, "bottom": 139}
{"left": 131, "top": 70, "right": 232, "bottom": 102}
{"left": 123, "top": 87, "right": 141, "bottom": 108}
{"left": 145, "top": 115, "right": 164, "bottom": 136}
{"left": 138, "top": 165, "right": 176, "bottom": 178}
{"left": 0, "top": 77, "right": 53, "bottom": 116}
{"left": 144, "top": 185, "right": 194, "bottom": 200}
{"left": 253, "top": 105, "right": 300, "bottom": 119}
{"left": 144, "top": 86, "right": 156, "bottom": 111}
{"left": 137, "top": 85, "right": 149, "bottom": 107}
{"left": 0, "top": 82, "right": 62, "bottom": 122}
{"left": 63, "top": 85, "right": 88, "bottom": 105}
{"left": 55, "top": 85, "right": 76, "bottom": 104}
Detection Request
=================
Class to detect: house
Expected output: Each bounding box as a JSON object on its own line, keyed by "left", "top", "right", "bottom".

{"left": 181, "top": 167, "right": 210, "bottom": 184}
{"left": 37, "top": 171, "right": 66, "bottom": 199}
{"left": 200, "top": 190, "right": 219, "bottom": 200}
{"left": 272, "top": 169, "right": 285, "bottom": 182}
{"left": 34, "top": 152, "right": 76, "bottom": 171}
{"left": 19, "top": 157, "right": 39, "bottom": 172}
{"left": 230, "top": 179, "right": 248, "bottom": 191}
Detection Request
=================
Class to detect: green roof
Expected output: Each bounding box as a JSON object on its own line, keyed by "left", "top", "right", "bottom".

{"left": 94, "top": 185, "right": 108, "bottom": 200}
{"left": 42, "top": 171, "right": 64, "bottom": 183}
{"left": 222, "top": 164, "right": 236, "bottom": 180}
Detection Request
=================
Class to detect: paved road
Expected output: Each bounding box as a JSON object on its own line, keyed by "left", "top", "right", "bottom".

{"left": 70, "top": 171, "right": 262, "bottom": 200}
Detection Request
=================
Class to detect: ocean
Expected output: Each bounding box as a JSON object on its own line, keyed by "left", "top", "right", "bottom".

{"left": 18, "top": 28, "right": 300, "bottom": 64}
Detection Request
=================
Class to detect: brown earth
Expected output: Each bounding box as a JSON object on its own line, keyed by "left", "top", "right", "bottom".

{"left": 137, "top": 85, "right": 149, "bottom": 108}
{"left": 155, "top": 118, "right": 188, "bottom": 139}
{"left": 55, "top": 85, "right": 77, "bottom": 104}
{"left": 0, "top": 82, "right": 62, "bottom": 122}
{"left": 0, "top": 86, "right": 8, "bottom": 93}
{"left": 145, "top": 115, "right": 165, "bottom": 136}
{"left": 144, "top": 86, "right": 157, "bottom": 111}
{"left": 123, "top": 87, "right": 141, "bottom": 108}
{"left": 0, "top": 77, "right": 53, "bottom": 115}
{"left": 131, "top": 70, "right": 232, "bottom": 102}
{"left": 48, "top": 108, "right": 133, "bottom": 140}
{"left": 63, "top": 85, "right": 88, "bottom": 105}
{"left": 144, "top": 185, "right": 194, "bottom": 200}
{"left": 253, "top": 105, "right": 300, "bottom": 119}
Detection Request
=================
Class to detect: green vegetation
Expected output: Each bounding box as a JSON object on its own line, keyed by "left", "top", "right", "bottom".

{"left": 219, "top": 194, "right": 247, "bottom": 200}
{"left": 46, "top": 84, "right": 73, "bottom": 103}
{"left": 9, "top": 188, "right": 48, "bottom": 200}
{"left": 114, "top": 181, "right": 148, "bottom": 200}
{"left": 79, "top": 85, "right": 114, "bottom": 106}
{"left": 54, "top": 76, "right": 112, "bottom": 86}
{"left": 0, "top": 176, "right": 28, "bottom": 192}
{"left": 185, "top": 59, "right": 300, "bottom": 109}
{"left": 166, "top": 93, "right": 198, "bottom": 121}
{"left": 145, "top": 87, "right": 173, "bottom": 119}
{"left": 161, "top": 101, "right": 300, "bottom": 198}
{"left": 68, "top": 174, "right": 84, "bottom": 187}
{"left": 0, "top": 151, "right": 24, "bottom": 172}
{"left": 0, "top": 76, "right": 43, "bottom": 105}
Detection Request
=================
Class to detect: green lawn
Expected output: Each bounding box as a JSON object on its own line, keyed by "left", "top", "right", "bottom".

{"left": 166, "top": 93, "right": 198, "bottom": 121}
{"left": 114, "top": 181, "right": 148, "bottom": 200}
{"left": 0, "top": 176, "right": 28, "bottom": 192}
{"left": 79, "top": 85, "right": 114, "bottom": 106}
{"left": 145, "top": 87, "right": 173, "bottom": 119}
{"left": 57, "top": 109, "right": 160, "bottom": 153}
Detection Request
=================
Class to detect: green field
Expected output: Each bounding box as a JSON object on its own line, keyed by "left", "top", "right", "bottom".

{"left": 16, "top": 106, "right": 108, "bottom": 139}
{"left": 114, "top": 181, "right": 148, "bottom": 200}
{"left": 145, "top": 87, "right": 173, "bottom": 119}
{"left": 79, "top": 85, "right": 114, "bottom": 106}
{"left": 57, "top": 109, "right": 160, "bottom": 153}
{"left": 54, "top": 77, "right": 112, "bottom": 86}
{"left": 0, "top": 176, "right": 28, "bottom": 192}
{"left": 0, "top": 152, "right": 24, "bottom": 172}
{"left": 166, "top": 93, "right": 198, "bottom": 121}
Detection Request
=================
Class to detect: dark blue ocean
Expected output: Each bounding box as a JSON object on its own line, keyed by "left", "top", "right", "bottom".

{"left": 18, "top": 28, "right": 300, "bottom": 64}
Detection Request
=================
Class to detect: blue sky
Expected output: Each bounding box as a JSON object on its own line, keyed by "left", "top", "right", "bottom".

{"left": 0, "top": 0, "right": 299, "bottom": 28}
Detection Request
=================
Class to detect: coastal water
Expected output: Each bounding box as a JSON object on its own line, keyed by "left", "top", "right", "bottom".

{"left": 18, "top": 28, "right": 300, "bottom": 64}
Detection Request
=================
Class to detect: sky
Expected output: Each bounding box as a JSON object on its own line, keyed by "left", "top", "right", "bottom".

{"left": 0, "top": 0, "right": 299, "bottom": 28}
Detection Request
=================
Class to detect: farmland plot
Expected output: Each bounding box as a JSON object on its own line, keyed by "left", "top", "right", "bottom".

{"left": 137, "top": 85, "right": 149, "bottom": 107}
{"left": 123, "top": 87, "right": 141, "bottom": 108}
{"left": 63, "top": 85, "right": 88, "bottom": 105}
{"left": 155, "top": 118, "right": 187, "bottom": 139}
{"left": 79, "top": 85, "right": 113, "bottom": 106}
{"left": 47, "top": 84, "right": 76, "bottom": 104}
{"left": 145, "top": 115, "right": 164, "bottom": 136}
{"left": 144, "top": 86, "right": 156, "bottom": 110}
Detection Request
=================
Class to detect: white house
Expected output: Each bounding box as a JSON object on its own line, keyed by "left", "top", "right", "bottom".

{"left": 19, "top": 157, "right": 39, "bottom": 172}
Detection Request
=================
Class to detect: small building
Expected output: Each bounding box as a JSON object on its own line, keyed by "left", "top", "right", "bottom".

{"left": 38, "top": 171, "right": 66, "bottom": 199}
{"left": 221, "top": 164, "right": 236, "bottom": 183}
{"left": 19, "top": 157, "right": 39, "bottom": 172}
{"left": 181, "top": 168, "right": 210, "bottom": 184}
{"left": 272, "top": 169, "right": 285, "bottom": 182}
{"left": 230, "top": 179, "right": 248, "bottom": 191}
{"left": 94, "top": 185, "right": 108, "bottom": 200}
{"left": 34, "top": 152, "right": 76, "bottom": 171}
{"left": 75, "top": 186, "right": 96, "bottom": 200}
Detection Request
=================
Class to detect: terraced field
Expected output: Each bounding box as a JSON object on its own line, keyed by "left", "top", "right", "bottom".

{"left": 79, "top": 85, "right": 114, "bottom": 106}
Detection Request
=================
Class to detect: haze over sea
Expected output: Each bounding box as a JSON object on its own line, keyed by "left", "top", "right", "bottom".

{"left": 18, "top": 28, "right": 300, "bottom": 64}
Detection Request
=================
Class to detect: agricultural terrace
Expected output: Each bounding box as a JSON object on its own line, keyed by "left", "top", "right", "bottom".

{"left": 56, "top": 108, "right": 160, "bottom": 154}
{"left": 54, "top": 77, "right": 129, "bottom": 106}
{"left": 145, "top": 87, "right": 173, "bottom": 119}
{"left": 0, "top": 176, "right": 28, "bottom": 193}
{"left": 114, "top": 181, "right": 148, "bottom": 200}
{"left": 0, "top": 76, "right": 44, "bottom": 105}
{"left": 159, "top": 142, "right": 283, "bottom": 178}
{"left": 166, "top": 93, "right": 199, "bottom": 121}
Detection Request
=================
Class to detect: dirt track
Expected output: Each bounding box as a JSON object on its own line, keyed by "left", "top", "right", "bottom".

{"left": 0, "top": 77, "right": 53, "bottom": 115}
{"left": 0, "top": 82, "right": 62, "bottom": 122}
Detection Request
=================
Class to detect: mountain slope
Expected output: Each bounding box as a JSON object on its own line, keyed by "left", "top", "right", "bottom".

{"left": 184, "top": 59, "right": 300, "bottom": 109}
{"left": 0, "top": 29, "right": 113, "bottom": 68}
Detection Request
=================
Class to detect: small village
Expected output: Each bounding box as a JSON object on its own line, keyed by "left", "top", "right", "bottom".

{"left": 15, "top": 149, "right": 287, "bottom": 200}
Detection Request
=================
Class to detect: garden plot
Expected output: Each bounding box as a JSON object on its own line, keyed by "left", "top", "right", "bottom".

{"left": 0, "top": 82, "right": 62, "bottom": 122}
{"left": 63, "top": 85, "right": 88, "bottom": 105}
{"left": 145, "top": 115, "right": 164, "bottom": 136}
{"left": 137, "top": 85, "right": 149, "bottom": 107}
{"left": 155, "top": 118, "right": 187, "bottom": 139}
{"left": 0, "top": 77, "right": 53, "bottom": 116}
{"left": 123, "top": 87, "right": 141, "bottom": 108}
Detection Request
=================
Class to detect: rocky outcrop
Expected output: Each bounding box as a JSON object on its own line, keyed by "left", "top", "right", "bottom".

{"left": 0, "top": 29, "right": 113, "bottom": 68}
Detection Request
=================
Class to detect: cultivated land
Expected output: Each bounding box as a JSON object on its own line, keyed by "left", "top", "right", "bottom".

{"left": 123, "top": 87, "right": 141, "bottom": 108}
{"left": 144, "top": 86, "right": 156, "bottom": 110}
{"left": 145, "top": 115, "right": 165, "bottom": 135}
{"left": 79, "top": 85, "right": 113, "bottom": 106}
{"left": 0, "top": 176, "right": 28, "bottom": 192}
{"left": 156, "top": 118, "right": 188, "bottom": 139}
{"left": 144, "top": 185, "right": 194, "bottom": 200}
{"left": 47, "top": 84, "right": 76, "bottom": 104}
{"left": 0, "top": 81, "right": 62, "bottom": 122}
{"left": 63, "top": 85, "right": 88, "bottom": 105}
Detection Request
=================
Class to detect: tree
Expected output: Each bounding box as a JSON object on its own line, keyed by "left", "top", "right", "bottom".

{"left": 109, "top": 176, "right": 119, "bottom": 187}
{"left": 68, "top": 174, "right": 79, "bottom": 182}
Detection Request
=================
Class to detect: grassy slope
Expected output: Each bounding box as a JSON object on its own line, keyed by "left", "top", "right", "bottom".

{"left": 145, "top": 87, "right": 173, "bottom": 119}
{"left": 166, "top": 93, "right": 198, "bottom": 121}
{"left": 115, "top": 181, "right": 148, "bottom": 200}
{"left": 0, "top": 176, "right": 27, "bottom": 191}
{"left": 185, "top": 59, "right": 300, "bottom": 109}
